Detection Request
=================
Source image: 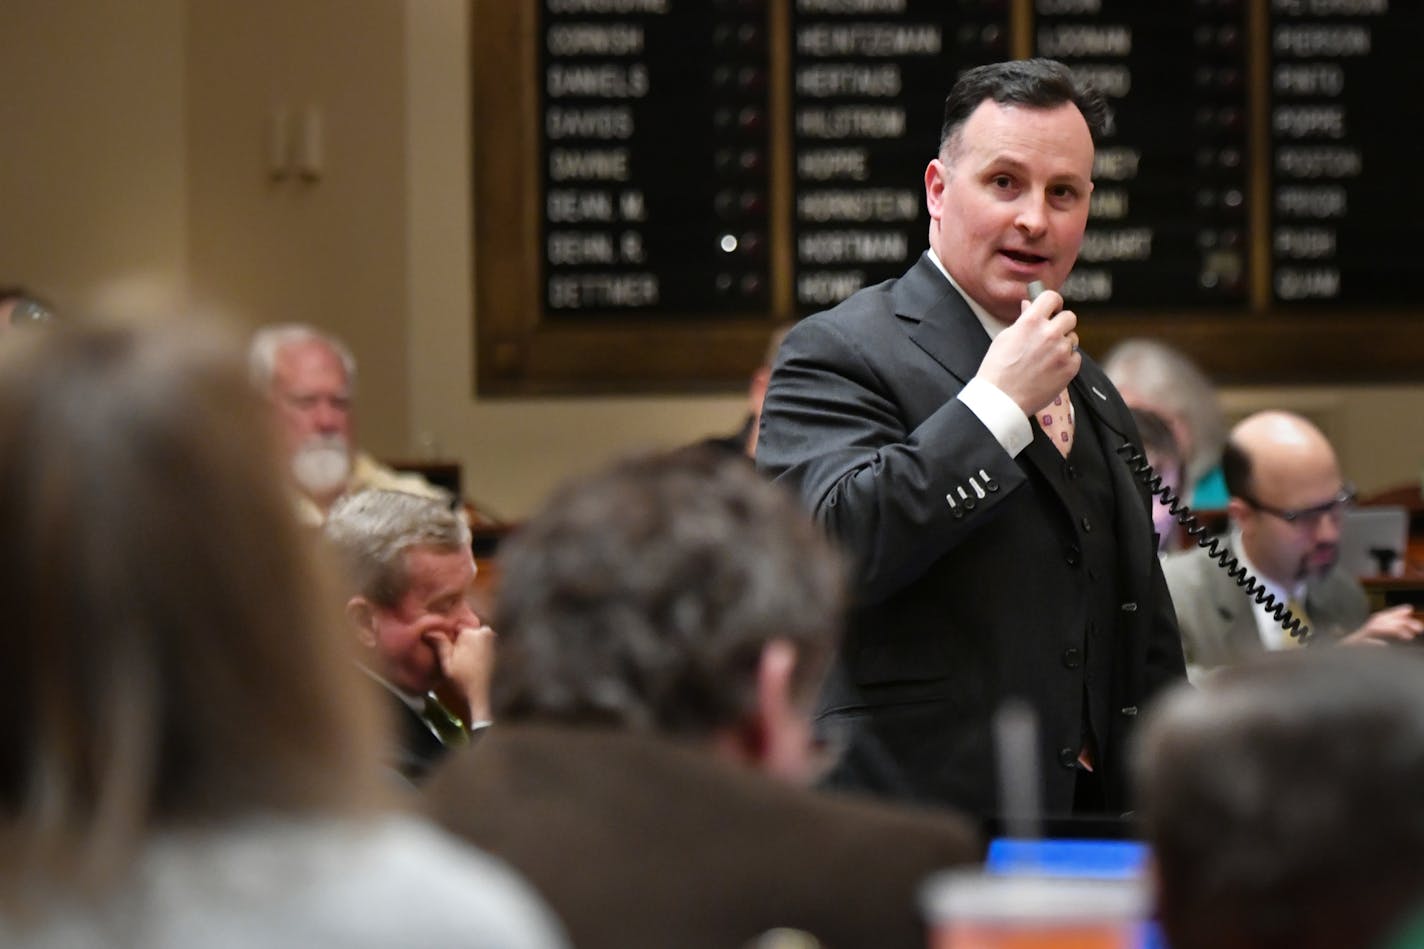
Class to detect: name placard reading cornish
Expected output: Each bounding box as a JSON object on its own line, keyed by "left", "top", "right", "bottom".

{"left": 540, "top": 0, "right": 772, "bottom": 315}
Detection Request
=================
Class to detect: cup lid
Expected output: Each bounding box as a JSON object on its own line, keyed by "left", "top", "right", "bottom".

{"left": 920, "top": 871, "right": 1148, "bottom": 924}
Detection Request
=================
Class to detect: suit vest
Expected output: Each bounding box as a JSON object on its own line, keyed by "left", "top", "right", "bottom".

{"left": 1024, "top": 396, "right": 1123, "bottom": 771}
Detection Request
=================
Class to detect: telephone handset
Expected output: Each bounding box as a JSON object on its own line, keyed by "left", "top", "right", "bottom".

{"left": 1025, "top": 280, "right": 1310, "bottom": 644}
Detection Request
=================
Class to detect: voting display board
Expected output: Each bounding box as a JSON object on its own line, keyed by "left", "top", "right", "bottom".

{"left": 474, "top": 0, "right": 1423, "bottom": 395}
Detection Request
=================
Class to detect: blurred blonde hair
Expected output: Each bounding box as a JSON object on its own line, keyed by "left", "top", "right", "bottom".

{"left": 0, "top": 317, "right": 386, "bottom": 897}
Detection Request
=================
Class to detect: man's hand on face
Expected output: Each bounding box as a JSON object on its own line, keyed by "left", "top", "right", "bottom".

{"left": 1340, "top": 604, "right": 1424, "bottom": 647}
{"left": 975, "top": 288, "right": 1081, "bottom": 418}
{"left": 424, "top": 623, "right": 497, "bottom": 722}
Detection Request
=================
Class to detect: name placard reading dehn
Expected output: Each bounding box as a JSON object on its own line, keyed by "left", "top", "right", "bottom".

{"left": 791, "top": 0, "right": 1009, "bottom": 312}
{"left": 1035, "top": 0, "right": 1251, "bottom": 308}
{"left": 540, "top": 0, "right": 772, "bottom": 315}
{"left": 1270, "top": 0, "right": 1413, "bottom": 305}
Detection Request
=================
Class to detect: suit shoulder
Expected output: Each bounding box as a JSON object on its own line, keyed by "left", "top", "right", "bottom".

{"left": 797, "top": 277, "right": 901, "bottom": 333}
{"left": 1162, "top": 545, "right": 1216, "bottom": 588}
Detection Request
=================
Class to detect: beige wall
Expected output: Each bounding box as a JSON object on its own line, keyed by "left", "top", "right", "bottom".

{"left": 186, "top": 0, "right": 413, "bottom": 458}
{"left": 3, "top": 0, "right": 1421, "bottom": 519}
{"left": 1, "top": 0, "right": 187, "bottom": 308}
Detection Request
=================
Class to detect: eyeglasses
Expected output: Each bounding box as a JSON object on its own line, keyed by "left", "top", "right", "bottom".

{"left": 1240, "top": 485, "right": 1355, "bottom": 526}
{"left": 7, "top": 298, "right": 54, "bottom": 327}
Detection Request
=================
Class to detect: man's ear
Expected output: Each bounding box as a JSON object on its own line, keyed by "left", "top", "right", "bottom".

{"left": 756, "top": 639, "right": 798, "bottom": 729}
{"left": 754, "top": 639, "right": 816, "bottom": 783}
{"left": 924, "top": 159, "right": 947, "bottom": 221}
{"left": 346, "top": 596, "right": 378, "bottom": 650}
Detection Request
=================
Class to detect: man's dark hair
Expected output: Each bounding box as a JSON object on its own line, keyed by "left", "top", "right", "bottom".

{"left": 1135, "top": 649, "right": 1424, "bottom": 949}
{"left": 939, "top": 58, "right": 1109, "bottom": 154}
{"left": 491, "top": 446, "right": 846, "bottom": 737}
{"left": 1221, "top": 435, "right": 1251, "bottom": 500}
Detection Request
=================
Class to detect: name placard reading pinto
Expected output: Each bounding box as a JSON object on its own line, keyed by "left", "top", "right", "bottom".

{"left": 1269, "top": 0, "right": 1410, "bottom": 305}
{"left": 1035, "top": 0, "right": 1251, "bottom": 308}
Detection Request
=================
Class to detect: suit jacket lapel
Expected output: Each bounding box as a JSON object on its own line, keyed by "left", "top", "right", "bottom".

{"left": 898, "top": 256, "right": 1071, "bottom": 492}
{"left": 899, "top": 255, "right": 991, "bottom": 387}
{"left": 1204, "top": 538, "right": 1267, "bottom": 661}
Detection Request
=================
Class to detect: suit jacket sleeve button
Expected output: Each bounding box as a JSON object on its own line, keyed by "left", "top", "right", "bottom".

{"left": 1062, "top": 647, "right": 1082, "bottom": 669}
{"left": 1058, "top": 747, "right": 1078, "bottom": 769}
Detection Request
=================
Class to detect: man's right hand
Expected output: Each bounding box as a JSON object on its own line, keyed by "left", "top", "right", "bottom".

{"left": 976, "top": 288, "right": 1081, "bottom": 417}
{"left": 1340, "top": 604, "right": 1424, "bottom": 647}
{"left": 426, "top": 623, "right": 497, "bottom": 722}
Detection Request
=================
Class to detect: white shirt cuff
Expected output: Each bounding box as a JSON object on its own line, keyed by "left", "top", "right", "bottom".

{"left": 959, "top": 377, "right": 1032, "bottom": 458}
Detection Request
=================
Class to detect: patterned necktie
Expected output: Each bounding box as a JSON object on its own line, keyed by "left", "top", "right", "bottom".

{"left": 1037, "top": 389, "right": 1075, "bottom": 458}
{"left": 422, "top": 693, "right": 468, "bottom": 745}
{"left": 1283, "top": 598, "right": 1312, "bottom": 648}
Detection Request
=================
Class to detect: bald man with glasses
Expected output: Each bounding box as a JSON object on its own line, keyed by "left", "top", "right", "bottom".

{"left": 1163, "top": 410, "right": 1422, "bottom": 681}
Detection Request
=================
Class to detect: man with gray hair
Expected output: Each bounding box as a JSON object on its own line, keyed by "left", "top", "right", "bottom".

{"left": 250, "top": 323, "right": 448, "bottom": 523}
{"left": 324, "top": 489, "right": 494, "bottom": 782}
{"left": 424, "top": 448, "right": 977, "bottom": 949}
{"left": 1135, "top": 648, "right": 1424, "bottom": 949}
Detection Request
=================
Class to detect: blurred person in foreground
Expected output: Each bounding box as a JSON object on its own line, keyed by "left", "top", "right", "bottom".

{"left": 249, "top": 323, "right": 450, "bottom": 524}
{"left": 424, "top": 448, "right": 978, "bottom": 949}
{"left": 324, "top": 489, "right": 496, "bottom": 783}
{"left": 1136, "top": 648, "right": 1424, "bottom": 949}
{"left": 0, "top": 319, "right": 566, "bottom": 949}
{"left": 1163, "top": 410, "right": 1421, "bottom": 680}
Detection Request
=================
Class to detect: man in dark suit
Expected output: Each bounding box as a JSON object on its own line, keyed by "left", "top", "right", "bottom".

{"left": 756, "top": 59, "right": 1186, "bottom": 820}
{"left": 323, "top": 488, "right": 496, "bottom": 782}
{"left": 423, "top": 449, "right": 978, "bottom": 949}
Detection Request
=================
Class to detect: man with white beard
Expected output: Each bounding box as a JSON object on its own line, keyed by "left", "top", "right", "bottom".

{"left": 249, "top": 324, "right": 450, "bottom": 524}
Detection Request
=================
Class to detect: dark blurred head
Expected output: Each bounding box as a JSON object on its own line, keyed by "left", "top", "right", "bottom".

{"left": 1135, "top": 649, "right": 1424, "bottom": 949}
{"left": 0, "top": 319, "right": 382, "bottom": 892}
{"left": 492, "top": 447, "right": 845, "bottom": 775}
{"left": 1103, "top": 339, "right": 1225, "bottom": 487}
{"left": 1132, "top": 406, "right": 1185, "bottom": 549}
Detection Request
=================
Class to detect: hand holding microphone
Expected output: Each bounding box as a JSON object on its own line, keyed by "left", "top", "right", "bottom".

{"left": 976, "top": 280, "right": 1082, "bottom": 418}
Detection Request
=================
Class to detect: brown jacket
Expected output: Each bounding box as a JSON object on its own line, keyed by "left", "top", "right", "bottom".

{"left": 422, "top": 724, "right": 979, "bottom": 949}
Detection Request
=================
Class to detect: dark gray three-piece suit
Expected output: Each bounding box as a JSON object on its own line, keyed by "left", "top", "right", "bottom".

{"left": 757, "top": 254, "right": 1186, "bottom": 817}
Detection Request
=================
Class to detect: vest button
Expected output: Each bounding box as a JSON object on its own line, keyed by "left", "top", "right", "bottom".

{"left": 1062, "top": 647, "right": 1082, "bottom": 669}
{"left": 1080, "top": 515, "right": 1092, "bottom": 533}
{"left": 1058, "top": 747, "right": 1077, "bottom": 769}
{"left": 1065, "top": 545, "right": 1081, "bottom": 566}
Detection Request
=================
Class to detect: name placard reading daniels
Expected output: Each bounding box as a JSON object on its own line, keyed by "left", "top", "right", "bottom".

{"left": 540, "top": 0, "right": 772, "bottom": 316}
